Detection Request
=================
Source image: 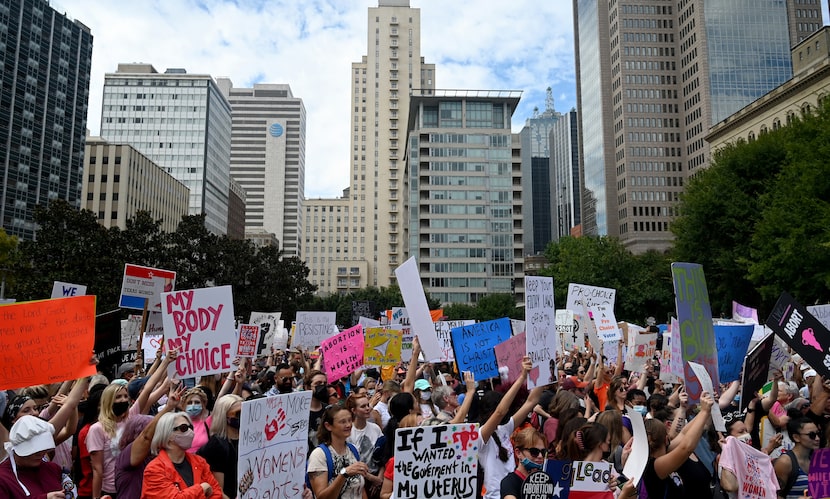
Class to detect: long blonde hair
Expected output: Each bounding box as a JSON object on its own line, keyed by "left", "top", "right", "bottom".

{"left": 99, "top": 384, "right": 128, "bottom": 437}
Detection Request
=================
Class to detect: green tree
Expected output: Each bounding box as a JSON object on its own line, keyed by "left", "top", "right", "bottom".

{"left": 0, "top": 229, "right": 20, "bottom": 299}
{"left": 308, "top": 284, "right": 442, "bottom": 326}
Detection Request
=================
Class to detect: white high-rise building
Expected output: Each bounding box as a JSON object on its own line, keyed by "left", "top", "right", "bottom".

{"left": 100, "top": 64, "right": 233, "bottom": 235}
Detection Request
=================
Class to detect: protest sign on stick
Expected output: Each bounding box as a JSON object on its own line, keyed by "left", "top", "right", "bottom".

{"left": 364, "top": 327, "right": 402, "bottom": 366}
{"left": 589, "top": 304, "right": 621, "bottom": 342}
{"left": 525, "top": 276, "right": 556, "bottom": 387}
{"left": 557, "top": 309, "right": 580, "bottom": 352}
{"left": 119, "top": 263, "right": 176, "bottom": 311}
{"left": 688, "top": 361, "right": 726, "bottom": 432}
{"left": 451, "top": 318, "right": 513, "bottom": 381}
{"left": 544, "top": 460, "right": 614, "bottom": 499}
{"left": 320, "top": 325, "right": 364, "bottom": 381}
{"left": 236, "top": 324, "right": 260, "bottom": 358}
{"left": 740, "top": 333, "right": 775, "bottom": 412}
{"left": 249, "top": 312, "right": 282, "bottom": 354}
{"left": 51, "top": 281, "right": 86, "bottom": 299}
{"left": 625, "top": 328, "right": 657, "bottom": 374}
{"left": 494, "top": 333, "right": 526, "bottom": 385}
{"left": 395, "top": 257, "right": 443, "bottom": 361}
{"left": 733, "top": 301, "right": 759, "bottom": 324}
{"left": 807, "top": 304, "right": 830, "bottom": 332}
{"left": 767, "top": 292, "right": 830, "bottom": 379}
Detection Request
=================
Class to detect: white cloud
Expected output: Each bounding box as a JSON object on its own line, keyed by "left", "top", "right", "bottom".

{"left": 52, "top": 0, "right": 576, "bottom": 198}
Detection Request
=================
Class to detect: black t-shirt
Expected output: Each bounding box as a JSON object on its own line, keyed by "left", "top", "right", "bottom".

{"left": 748, "top": 398, "right": 769, "bottom": 451}
{"left": 173, "top": 458, "right": 194, "bottom": 487}
{"left": 197, "top": 436, "right": 239, "bottom": 499}
{"left": 500, "top": 471, "right": 525, "bottom": 499}
{"left": 676, "top": 455, "right": 712, "bottom": 499}
{"left": 642, "top": 457, "right": 685, "bottom": 499}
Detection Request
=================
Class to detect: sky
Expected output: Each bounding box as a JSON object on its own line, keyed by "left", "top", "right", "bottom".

{"left": 50, "top": 0, "right": 578, "bottom": 199}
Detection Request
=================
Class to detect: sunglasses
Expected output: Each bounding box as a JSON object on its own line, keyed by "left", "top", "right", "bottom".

{"left": 173, "top": 423, "right": 194, "bottom": 433}
{"left": 522, "top": 447, "right": 547, "bottom": 458}
{"left": 801, "top": 431, "right": 820, "bottom": 440}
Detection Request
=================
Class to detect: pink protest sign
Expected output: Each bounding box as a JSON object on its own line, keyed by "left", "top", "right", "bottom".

{"left": 320, "top": 325, "right": 365, "bottom": 381}
{"left": 494, "top": 332, "right": 526, "bottom": 385}
{"left": 236, "top": 324, "right": 260, "bottom": 358}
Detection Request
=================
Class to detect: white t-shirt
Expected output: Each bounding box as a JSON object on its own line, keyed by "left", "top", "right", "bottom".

{"left": 479, "top": 418, "right": 516, "bottom": 499}
{"left": 307, "top": 444, "right": 365, "bottom": 499}
{"left": 374, "top": 400, "right": 391, "bottom": 429}
{"left": 348, "top": 421, "right": 383, "bottom": 468}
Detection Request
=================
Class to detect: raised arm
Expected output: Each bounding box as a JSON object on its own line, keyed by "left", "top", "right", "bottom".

{"left": 480, "top": 357, "right": 531, "bottom": 444}
{"left": 594, "top": 350, "right": 606, "bottom": 391}
{"left": 450, "top": 371, "right": 476, "bottom": 424}
{"left": 511, "top": 384, "right": 545, "bottom": 428}
{"left": 131, "top": 383, "right": 183, "bottom": 466}
{"left": 137, "top": 349, "right": 177, "bottom": 414}
{"left": 402, "top": 336, "right": 421, "bottom": 394}
{"left": 614, "top": 341, "right": 624, "bottom": 377}
{"left": 655, "top": 391, "right": 713, "bottom": 479}
{"left": 718, "top": 380, "right": 740, "bottom": 409}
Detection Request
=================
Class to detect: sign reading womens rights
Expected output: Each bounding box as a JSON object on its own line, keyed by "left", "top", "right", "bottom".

{"left": 238, "top": 391, "right": 312, "bottom": 499}
{"left": 393, "top": 424, "right": 480, "bottom": 499}
{"left": 451, "top": 318, "right": 513, "bottom": 381}
{"left": 525, "top": 276, "right": 556, "bottom": 387}
{"left": 320, "top": 325, "right": 364, "bottom": 381}
{"left": 294, "top": 311, "right": 336, "bottom": 348}
{"left": 161, "top": 285, "right": 236, "bottom": 379}
{"left": 671, "top": 263, "right": 718, "bottom": 402}
{"left": 0, "top": 296, "right": 98, "bottom": 390}
{"left": 714, "top": 324, "right": 754, "bottom": 384}
{"left": 767, "top": 292, "right": 830, "bottom": 379}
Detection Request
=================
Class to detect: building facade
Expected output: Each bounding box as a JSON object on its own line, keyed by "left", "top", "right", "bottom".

{"left": 573, "top": 0, "right": 819, "bottom": 253}
{"left": 0, "top": 0, "right": 93, "bottom": 239}
{"left": 407, "top": 90, "right": 525, "bottom": 305}
{"left": 550, "top": 109, "right": 581, "bottom": 242}
{"left": 216, "top": 79, "right": 306, "bottom": 255}
{"left": 82, "top": 136, "right": 189, "bottom": 233}
{"left": 227, "top": 176, "right": 246, "bottom": 240}
{"left": 100, "top": 64, "right": 232, "bottom": 235}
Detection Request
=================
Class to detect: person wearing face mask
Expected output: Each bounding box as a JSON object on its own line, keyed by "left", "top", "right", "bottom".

{"left": 181, "top": 387, "right": 212, "bottom": 454}
{"left": 87, "top": 383, "right": 136, "bottom": 499}
{"left": 718, "top": 418, "right": 780, "bottom": 499}
{"left": 197, "top": 394, "right": 244, "bottom": 499}
{"left": 500, "top": 428, "right": 549, "bottom": 499}
{"left": 413, "top": 379, "right": 437, "bottom": 420}
{"left": 141, "top": 412, "right": 222, "bottom": 499}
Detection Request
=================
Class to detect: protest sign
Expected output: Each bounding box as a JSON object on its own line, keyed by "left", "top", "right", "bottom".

{"left": 119, "top": 263, "right": 176, "bottom": 311}
{"left": 161, "top": 286, "right": 235, "bottom": 379}
{"left": 766, "top": 292, "right": 830, "bottom": 378}
{"left": 434, "top": 320, "right": 473, "bottom": 363}
{"left": 142, "top": 334, "right": 163, "bottom": 360}
{"left": 623, "top": 410, "right": 649, "bottom": 486}
{"left": 566, "top": 283, "right": 616, "bottom": 312}
{"left": 808, "top": 448, "right": 830, "bottom": 499}
{"left": 395, "top": 257, "right": 443, "bottom": 360}
{"left": 672, "top": 262, "right": 718, "bottom": 402}
{"left": 393, "top": 423, "right": 480, "bottom": 499}
{"left": 589, "top": 304, "right": 621, "bottom": 342}
{"left": 390, "top": 307, "right": 409, "bottom": 325}
{"left": 659, "top": 332, "right": 681, "bottom": 383}
{"left": 732, "top": 301, "right": 759, "bottom": 324}
{"left": 577, "top": 303, "right": 600, "bottom": 353}
{"left": 351, "top": 300, "right": 374, "bottom": 328}
{"left": 51, "top": 281, "right": 86, "bottom": 299}
{"left": 544, "top": 460, "right": 613, "bottom": 499}
{"left": 557, "top": 309, "right": 580, "bottom": 352}
{"left": 294, "top": 311, "right": 336, "bottom": 348}
{"left": 145, "top": 312, "right": 164, "bottom": 335}
{"left": 603, "top": 340, "right": 624, "bottom": 367}
{"left": 669, "top": 317, "right": 685, "bottom": 380}
{"left": 525, "top": 276, "right": 556, "bottom": 388}
{"left": 451, "top": 318, "right": 513, "bottom": 381}
{"left": 768, "top": 335, "right": 794, "bottom": 380}
{"left": 249, "top": 312, "right": 282, "bottom": 354}
{"left": 740, "top": 332, "right": 775, "bottom": 411}
{"left": 359, "top": 316, "right": 381, "bottom": 328}
{"left": 714, "top": 324, "right": 754, "bottom": 384}
{"left": 494, "top": 332, "right": 526, "bottom": 385}
{"left": 94, "top": 309, "right": 122, "bottom": 372}
{"left": 395, "top": 325, "right": 413, "bottom": 361}
{"left": 236, "top": 324, "right": 260, "bottom": 358}
{"left": 121, "top": 315, "right": 142, "bottom": 351}
{"left": 238, "top": 391, "right": 311, "bottom": 499}
{"left": 625, "top": 329, "right": 657, "bottom": 373}
{"left": 807, "top": 304, "right": 830, "bottom": 333}
{"left": 0, "top": 296, "right": 97, "bottom": 390}
{"left": 364, "top": 327, "right": 402, "bottom": 366}
{"left": 511, "top": 319, "right": 526, "bottom": 335}
{"left": 320, "top": 325, "right": 364, "bottom": 381}
{"left": 518, "top": 469, "right": 559, "bottom": 499}
{"left": 688, "top": 361, "right": 726, "bottom": 432}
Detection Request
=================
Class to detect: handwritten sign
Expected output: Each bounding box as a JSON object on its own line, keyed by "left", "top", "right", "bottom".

{"left": 672, "top": 263, "right": 718, "bottom": 402}
{"left": 121, "top": 315, "right": 142, "bottom": 351}
{"left": 294, "top": 311, "right": 336, "bottom": 348}
{"left": 740, "top": 333, "right": 774, "bottom": 411}
{"left": 51, "top": 281, "right": 86, "bottom": 299}
{"left": 142, "top": 334, "right": 163, "bottom": 360}
{"left": 320, "top": 325, "right": 364, "bottom": 381}
{"left": 603, "top": 340, "right": 625, "bottom": 367}
{"left": 566, "top": 283, "right": 616, "bottom": 312}
{"left": 364, "top": 327, "right": 402, "bottom": 366}
{"left": 434, "top": 320, "right": 473, "bottom": 363}
{"left": 768, "top": 335, "right": 794, "bottom": 380}
{"left": 544, "top": 460, "right": 613, "bottom": 499}
{"left": 732, "top": 301, "right": 759, "bottom": 324}
{"left": 359, "top": 316, "right": 381, "bottom": 328}
{"left": 494, "top": 332, "right": 526, "bottom": 385}
{"left": 625, "top": 329, "right": 657, "bottom": 373}
{"left": 161, "top": 286, "right": 235, "bottom": 379}
{"left": 589, "top": 304, "right": 621, "bottom": 342}
{"left": 808, "top": 448, "right": 830, "bottom": 499}
{"left": 669, "top": 317, "right": 685, "bottom": 380}
{"left": 119, "top": 263, "right": 176, "bottom": 311}
{"left": 525, "top": 276, "right": 556, "bottom": 388}
{"left": 236, "top": 324, "right": 260, "bottom": 358}
{"left": 393, "top": 423, "right": 480, "bottom": 499}
{"left": 238, "top": 391, "right": 311, "bottom": 499}
{"left": 557, "top": 309, "right": 580, "bottom": 352}
{"left": 395, "top": 257, "right": 443, "bottom": 361}
{"left": 249, "top": 312, "right": 282, "bottom": 354}
{"left": 451, "top": 318, "right": 513, "bottom": 381}
{"left": 807, "top": 304, "right": 830, "bottom": 333}
{"left": 688, "top": 361, "right": 726, "bottom": 432}
{"left": 351, "top": 300, "right": 374, "bottom": 328}
{"left": 659, "top": 332, "right": 681, "bottom": 384}
{"left": 714, "top": 324, "right": 754, "bottom": 384}
{"left": 0, "top": 296, "right": 97, "bottom": 390}
{"left": 519, "top": 469, "right": 558, "bottom": 499}
{"left": 766, "top": 292, "right": 830, "bottom": 378}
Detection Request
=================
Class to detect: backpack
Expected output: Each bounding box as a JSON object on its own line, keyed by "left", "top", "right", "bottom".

{"left": 305, "top": 442, "right": 361, "bottom": 489}
{"left": 779, "top": 449, "right": 801, "bottom": 497}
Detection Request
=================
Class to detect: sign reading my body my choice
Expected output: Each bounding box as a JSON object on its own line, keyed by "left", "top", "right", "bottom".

{"left": 161, "top": 285, "right": 236, "bottom": 379}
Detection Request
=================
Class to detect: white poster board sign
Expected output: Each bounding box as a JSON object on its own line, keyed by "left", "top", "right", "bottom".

{"left": 294, "top": 311, "right": 336, "bottom": 348}
{"left": 525, "top": 276, "right": 556, "bottom": 387}
{"left": 566, "top": 283, "right": 616, "bottom": 312}
{"left": 589, "top": 304, "right": 621, "bottom": 342}
{"left": 249, "top": 312, "right": 283, "bottom": 354}
{"left": 394, "top": 257, "right": 442, "bottom": 361}
{"left": 51, "top": 281, "right": 87, "bottom": 299}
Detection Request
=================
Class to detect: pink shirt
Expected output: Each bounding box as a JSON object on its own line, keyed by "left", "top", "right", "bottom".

{"left": 719, "top": 436, "right": 779, "bottom": 499}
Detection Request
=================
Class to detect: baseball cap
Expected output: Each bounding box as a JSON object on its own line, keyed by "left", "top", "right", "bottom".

{"left": 7, "top": 415, "right": 55, "bottom": 457}
{"left": 414, "top": 379, "right": 431, "bottom": 391}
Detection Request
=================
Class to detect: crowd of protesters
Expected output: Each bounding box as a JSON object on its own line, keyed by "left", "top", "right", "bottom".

{"left": 1, "top": 326, "right": 827, "bottom": 499}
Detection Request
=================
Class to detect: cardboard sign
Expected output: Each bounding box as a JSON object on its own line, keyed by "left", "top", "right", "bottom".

{"left": 121, "top": 315, "right": 142, "bottom": 351}
{"left": 732, "top": 301, "right": 759, "bottom": 324}
{"left": 544, "top": 460, "right": 613, "bottom": 499}
{"left": 566, "top": 283, "right": 616, "bottom": 312}
{"left": 622, "top": 410, "right": 649, "bottom": 487}
{"left": 119, "top": 263, "right": 176, "bottom": 311}
{"left": 395, "top": 257, "right": 443, "bottom": 361}
{"left": 659, "top": 332, "right": 681, "bottom": 384}
{"left": 808, "top": 448, "right": 830, "bottom": 499}
{"left": 434, "top": 320, "right": 473, "bottom": 363}
{"left": 294, "top": 311, "right": 336, "bottom": 348}
{"left": 688, "top": 361, "right": 726, "bottom": 432}
{"left": 236, "top": 324, "right": 260, "bottom": 358}
{"left": 142, "top": 334, "right": 163, "bottom": 360}
{"left": 625, "top": 330, "right": 657, "bottom": 374}
{"left": 494, "top": 332, "right": 526, "bottom": 385}
{"left": 557, "top": 309, "right": 580, "bottom": 352}
{"left": 714, "top": 324, "right": 754, "bottom": 384}
{"left": 161, "top": 286, "right": 236, "bottom": 379}
{"left": 51, "top": 281, "right": 87, "bottom": 299}
{"left": 807, "top": 304, "right": 830, "bottom": 333}
{"left": 672, "top": 262, "right": 718, "bottom": 402}
{"left": 740, "top": 332, "right": 775, "bottom": 411}
{"left": 589, "top": 304, "right": 621, "bottom": 342}
{"left": 766, "top": 292, "right": 830, "bottom": 378}
{"left": 451, "top": 318, "right": 513, "bottom": 381}
{"left": 320, "top": 325, "right": 364, "bottom": 381}
{"left": 525, "top": 276, "right": 556, "bottom": 388}
{"left": 393, "top": 423, "right": 480, "bottom": 499}
{"left": 238, "top": 392, "right": 312, "bottom": 499}
{"left": 248, "top": 312, "right": 282, "bottom": 355}
{"left": 364, "top": 327, "right": 402, "bottom": 366}
{"left": 390, "top": 307, "right": 409, "bottom": 325}
{"left": 0, "top": 296, "right": 98, "bottom": 390}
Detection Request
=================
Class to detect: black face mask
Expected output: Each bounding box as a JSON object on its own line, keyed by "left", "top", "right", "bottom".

{"left": 112, "top": 401, "right": 129, "bottom": 417}
{"left": 227, "top": 417, "right": 240, "bottom": 429}
{"left": 313, "top": 385, "right": 329, "bottom": 403}
{"left": 278, "top": 380, "right": 293, "bottom": 394}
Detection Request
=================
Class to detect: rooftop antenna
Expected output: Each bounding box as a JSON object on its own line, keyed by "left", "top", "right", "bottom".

{"left": 545, "top": 86, "right": 554, "bottom": 113}
{"left": 532, "top": 106, "right": 539, "bottom": 119}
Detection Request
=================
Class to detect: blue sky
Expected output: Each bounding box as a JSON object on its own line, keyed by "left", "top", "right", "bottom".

{"left": 51, "top": 0, "right": 577, "bottom": 198}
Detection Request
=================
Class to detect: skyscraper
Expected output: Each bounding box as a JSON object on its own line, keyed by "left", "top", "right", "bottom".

{"left": 304, "top": 0, "right": 434, "bottom": 296}
{"left": 100, "top": 64, "right": 232, "bottom": 235}
{"left": 573, "top": 0, "right": 819, "bottom": 253}
{"left": 550, "top": 108, "right": 581, "bottom": 242}
{"left": 216, "top": 79, "right": 306, "bottom": 255}
{"left": 0, "top": 0, "right": 93, "bottom": 239}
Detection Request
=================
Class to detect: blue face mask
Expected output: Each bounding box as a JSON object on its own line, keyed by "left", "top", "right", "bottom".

{"left": 632, "top": 405, "right": 648, "bottom": 416}
{"left": 186, "top": 403, "right": 202, "bottom": 417}
{"left": 521, "top": 458, "right": 544, "bottom": 471}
